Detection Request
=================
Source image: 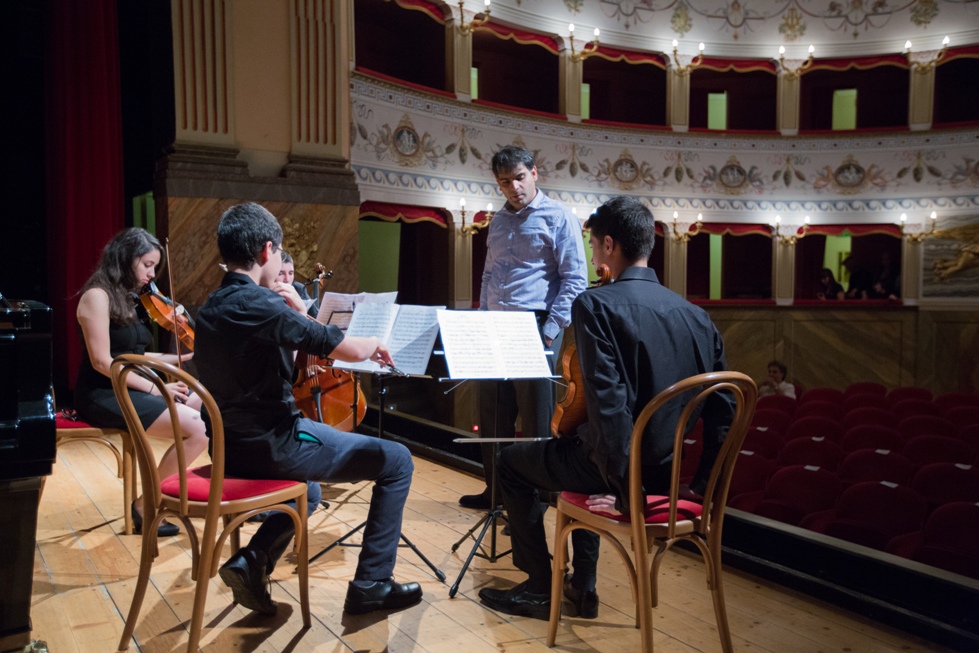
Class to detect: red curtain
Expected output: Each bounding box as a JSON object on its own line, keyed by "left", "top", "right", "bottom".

{"left": 360, "top": 201, "right": 451, "bottom": 227}
{"left": 46, "top": 0, "right": 124, "bottom": 391}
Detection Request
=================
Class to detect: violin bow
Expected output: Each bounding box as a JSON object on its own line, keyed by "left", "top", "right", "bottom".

{"left": 164, "top": 238, "right": 183, "bottom": 371}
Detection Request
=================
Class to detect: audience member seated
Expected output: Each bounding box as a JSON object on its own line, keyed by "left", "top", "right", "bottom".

{"left": 816, "top": 268, "right": 845, "bottom": 300}
{"left": 757, "top": 360, "right": 795, "bottom": 399}
{"left": 868, "top": 252, "right": 900, "bottom": 300}
{"left": 842, "top": 256, "right": 873, "bottom": 300}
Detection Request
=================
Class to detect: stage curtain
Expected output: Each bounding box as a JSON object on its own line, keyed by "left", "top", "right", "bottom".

{"left": 46, "top": 0, "right": 124, "bottom": 391}
{"left": 360, "top": 201, "right": 451, "bottom": 227}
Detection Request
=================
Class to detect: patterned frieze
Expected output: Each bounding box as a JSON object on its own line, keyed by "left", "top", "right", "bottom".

{"left": 350, "top": 74, "right": 979, "bottom": 223}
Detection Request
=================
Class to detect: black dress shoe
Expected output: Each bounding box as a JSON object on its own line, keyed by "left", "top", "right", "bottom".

{"left": 458, "top": 489, "right": 492, "bottom": 509}
{"left": 131, "top": 502, "right": 179, "bottom": 537}
{"left": 478, "top": 581, "right": 551, "bottom": 620}
{"left": 218, "top": 549, "right": 277, "bottom": 616}
{"left": 344, "top": 578, "right": 423, "bottom": 614}
{"left": 563, "top": 576, "right": 599, "bottom": 619}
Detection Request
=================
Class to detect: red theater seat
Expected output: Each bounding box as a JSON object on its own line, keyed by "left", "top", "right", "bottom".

{"left": 751, "top": 409, "right": 792, "bottom": 435}
{"left": 934, "top": 392, "right": 979, "bottom": 413}
{"left": 799, "top": 387, "right": 844, "bottom": 405}
{"left": 840, "top": 425, "right": 903, "bottom": 454}
{"left": 843, "top": 407, "right": 898, "bottom": 431}
{"left": 958, "top": 424, "right": 979, "bottom": 454}
{"left": 786, "top": 416, "right": 845, "bottom": 443}
{"left": 897, "top": 415, "right": 956, "bottom": 441}
{"left": 802, "top": 481, "right": 927, "bottom": 551}
{"left": 793, "top": 400, "right": 844, "bottom": 422}
{"left": 902, "top": 435, "right": 975, "bottom": 468}
{"left": 838, "top": 449, "right": 914, "bottom": 486}
{"left": 728, "top": 452, "right": 776, "bottom": 502}
{"left": 886, "top": 387, "right": 934, "bottom": 405}
{"left": 844, "top": 382, "right": 887, "bottom": 398}
{"left": 910, "top": 462, "right": 979, "bottom": 509}
{"left": 730, "top": 465, "right": 841, "bottom": 526}
{"left": 888, "top": 502, "right": 979, "bottom": 580}
{"left": 777, "top": 437, "right": 845, "bottom": 472}
{"left": 741, "top": 427, "right": 784, "bottom": 460}
{"left": 842, "top": 393, "right": 890, "bottom": 414}
{"left": 891, "top": 399, "right": 942, "bottom": 421}
{"left": 756, "top": 394, "right": 797, "bottom": 417}
{"left": 946, "top": 406, "right": 979, "bottom": 430}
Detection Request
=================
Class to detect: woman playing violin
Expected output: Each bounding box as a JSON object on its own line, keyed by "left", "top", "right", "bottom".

{"left": 74, "top": 227, "right": 208, "bottom": 537}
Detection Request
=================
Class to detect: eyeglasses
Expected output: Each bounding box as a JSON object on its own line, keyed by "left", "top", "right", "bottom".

{"left": 271, "top": 242, "right": 283, "bottom": 254}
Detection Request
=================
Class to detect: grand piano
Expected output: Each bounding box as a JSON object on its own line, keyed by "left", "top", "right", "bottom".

{"left": 0, "top": 294, "right": 55, "bottom": 652}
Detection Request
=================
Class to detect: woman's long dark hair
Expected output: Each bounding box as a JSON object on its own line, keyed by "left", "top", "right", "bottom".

{"left": 80, "top": 228, "right": 164, "bottom": 325}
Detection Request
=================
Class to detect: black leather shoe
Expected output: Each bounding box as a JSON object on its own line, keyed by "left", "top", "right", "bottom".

{"left": 563, "top": 576, "right": 599, "bottom": 619}
{"left": 344, "top": 578, "right": 423, "bottom": 614}
{"left": 459, "top": 490, "right": 492, "bottom": 509}
{"left": 131, "top": 502, "right": 179, "bottom": 537}
{"left": 218, "top": 549, "right": 277, "bottom": 616}
{"left": 478, "top": 581, "right": 551, "bottom": 620}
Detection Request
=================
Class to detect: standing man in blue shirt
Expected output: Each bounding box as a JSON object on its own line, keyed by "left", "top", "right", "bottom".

{"left": 459, "top": 145, "right": 588, "bottom": 509}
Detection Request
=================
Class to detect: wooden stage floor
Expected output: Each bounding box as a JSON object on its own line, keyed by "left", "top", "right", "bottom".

{"left": 31, "top": 436, "right": 952, "bottom": 652}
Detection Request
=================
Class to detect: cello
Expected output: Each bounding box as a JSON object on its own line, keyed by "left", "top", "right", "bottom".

{"left": 550, "top": 264, "right": 611, "bottom": 438}
{"left": 291, "top": 263, "right": 366, "bottom": 431}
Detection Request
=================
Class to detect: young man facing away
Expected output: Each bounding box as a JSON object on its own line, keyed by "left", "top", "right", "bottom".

{"left": 478, "top": 196, "right": 735, "bottom": 620}
{"left": 194, "top": 202, "right": 422, "bottom": 616}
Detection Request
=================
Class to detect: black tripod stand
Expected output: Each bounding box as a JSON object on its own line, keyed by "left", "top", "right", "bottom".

{"left": 308, "top": 371, "right": 446, "bottom": 582}
{"left": 448, "top": 436, "right": 549, "bottom": 597}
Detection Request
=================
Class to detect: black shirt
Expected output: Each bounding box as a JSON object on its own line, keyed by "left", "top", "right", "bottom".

{"left": 194, "top": 272, "right": 344, "bottom": 466}
{"left": 572, "top": 267, "right": 734, "bottom": 512}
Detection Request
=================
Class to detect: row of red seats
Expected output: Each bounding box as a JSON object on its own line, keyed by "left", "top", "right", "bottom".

{"left": 728, "top": 465, "right": 979, "bottom": 579}
{"left": 743, "top": 425, "right": 979, "bottom": 470}
{"left": 753, "top": 405, "right": 979, "bottom": 437}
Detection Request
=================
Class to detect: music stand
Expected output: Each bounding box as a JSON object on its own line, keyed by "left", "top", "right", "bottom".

{"left": 308, "top": 370, "right": 446, "bottom": 582}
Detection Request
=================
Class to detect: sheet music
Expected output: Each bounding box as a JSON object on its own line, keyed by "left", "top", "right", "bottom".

{"left": 316, "top": 290, "right": 398, "bottom": 330}
{"left": 436, "top": 310, "right": 552, "bottom": 379}
{"left": 334, "top": 303, "right": 442, "bottom": 376}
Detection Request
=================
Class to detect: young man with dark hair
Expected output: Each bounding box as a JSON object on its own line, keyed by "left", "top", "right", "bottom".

{"left": 478, "top": 195, "right": 735, "bottom": 620}
{"left": 195, "top": 202, "right": 423, "bottom": 616}
{"left": 459, "top": 145, "right": 588, "bottom": 508}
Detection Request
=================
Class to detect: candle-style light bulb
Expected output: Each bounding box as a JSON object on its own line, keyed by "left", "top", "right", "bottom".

{"left": 698, "top": 42, "right": 705, "bottom": 52}
{"left": 942, "top": 36, "right": 950, "bottom": 46}
{"left": 779, "top": 45, "right": 786, "bottom": 56}
{"left": 808, "top": 44, "right": 815, "bottom": 54}
{"left": 930, "top": 211, "right": 937, "bottom": 220}
{"left": 459, "top": 198, "right": 466, "bottom": 208}
{"left": 593, "top": 27, "right": 600, "bottom": 38}
{"left": 697, "top": 213, "right": 703, "bottom": 222}
{"left": 673, "top": 210, "right": 679, "bottom": 219}
{"left": 672, "top": 39, "right": 678, "bottom": 48}
{"left": 568, "top": 23, "right": 575, "bottom": 34}
{"left": 775, "top": 215, "right": 781, "bottom": 224}
{"left": 900, "top": 213, "right": 907, "bottom": 222}
{"left": 486, "top": 202, "right": 493, "bottom": 212}
{"left": 905, "top": 40, "right": 913, "bottom": 52}
{"left": 804, "top": 215, "right": 811, "bottom": 224}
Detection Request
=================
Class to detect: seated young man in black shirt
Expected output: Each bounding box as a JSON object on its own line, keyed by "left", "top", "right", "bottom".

{"left": 195, "top": 202, "right": 422, "bottom": 616}
{"left": 478, "top": 196, "right": 734, "bottom": 620}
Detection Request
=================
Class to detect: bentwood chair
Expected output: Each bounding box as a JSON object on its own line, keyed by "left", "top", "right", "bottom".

{"left": 53, "top": 408, "right": 138, "bottom": 534}
{"left": 111, "top": 354, "right": 310, "bottom": 653}
{"left": 546, "top": 372, "right": 756, "bottom": 653}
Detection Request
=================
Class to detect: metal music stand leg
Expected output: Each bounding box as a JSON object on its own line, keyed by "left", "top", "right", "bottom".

{"left": 448, "top": 439, "right": 512, "bottom": 598}
{"left": 307, "top": 372, "right": 446, "bottom": 582}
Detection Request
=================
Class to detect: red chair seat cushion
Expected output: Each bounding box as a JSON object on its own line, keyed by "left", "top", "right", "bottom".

{"left": 561, "top": 491, "right": 703, "bottom": 523}
{"left": 56, "top": 416, "right": 98, "bottom": 430}
{"left": 160, "top": 465, "right": 301, "bottom": 502}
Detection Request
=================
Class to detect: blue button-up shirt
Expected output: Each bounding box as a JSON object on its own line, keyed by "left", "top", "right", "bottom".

{"left": 480, "top": 189, "right": 587, "bottom": 341}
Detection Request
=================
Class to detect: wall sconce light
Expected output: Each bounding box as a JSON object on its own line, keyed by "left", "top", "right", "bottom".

{"left": 568, "top": 24, "right": 600, "bottom": 63}
{"left": 905, "top": 36, "right": 949, "bottom": 73}
{"left": 459, "top": 200, "right": 494, "bottom": 236}
{"left": 672, "top": 211, "right": 703, "bottom": 242}
{"left": 671, "top": 40, "right": 705, "bottom": 76}
{"left": 900, "top": 211, "right": 938, "bottom": 243}
{"left": 773, "top": 215, "right": 810, "bottom": 245}
{"left": 778, "top": 44, "right": 814, "bottom": 78}
{"left": 457, "top": 0, "right": 490, "bottom": 35}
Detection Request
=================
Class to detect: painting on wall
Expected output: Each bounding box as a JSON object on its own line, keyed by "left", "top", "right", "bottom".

{"left": 921, "top": 215, "right": 979, "bottom": 299}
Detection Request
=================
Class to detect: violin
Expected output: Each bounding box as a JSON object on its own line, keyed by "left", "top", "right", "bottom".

{"left": 550, "top": 264, "right": 611, "bottom": 438}
{"left": 139, "top": 281, "right": 195, "bottom": 353}
{"left": 290, "top": 262, "right": 366, "bottom": 430}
